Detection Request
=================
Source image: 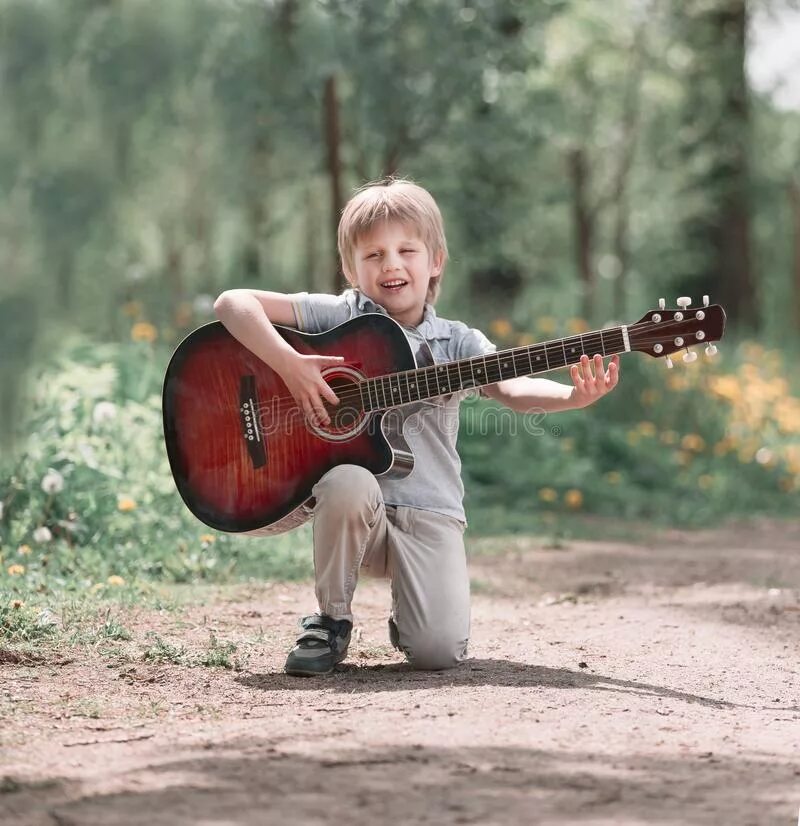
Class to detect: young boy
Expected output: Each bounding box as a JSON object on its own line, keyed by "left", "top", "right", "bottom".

{"left": 213, "top": 178, "right": 619, "bottom": 676}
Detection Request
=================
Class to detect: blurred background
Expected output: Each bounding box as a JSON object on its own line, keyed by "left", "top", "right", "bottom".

{"left": 1, "top": 0, "right": 798, "bottom": 594}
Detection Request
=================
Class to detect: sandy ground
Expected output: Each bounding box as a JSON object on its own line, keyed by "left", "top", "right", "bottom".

{"left": 1, "top": 518, "right": 799, "bottom": 826}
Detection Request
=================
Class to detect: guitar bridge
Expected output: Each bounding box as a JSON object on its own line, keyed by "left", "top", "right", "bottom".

{"left": 239, "top": 375, "right": 267, "bottom": 469}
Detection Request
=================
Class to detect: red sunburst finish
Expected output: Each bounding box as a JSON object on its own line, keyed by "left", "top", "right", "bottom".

{"left": 162, "top": 315, "right": 417, "bottom": 535}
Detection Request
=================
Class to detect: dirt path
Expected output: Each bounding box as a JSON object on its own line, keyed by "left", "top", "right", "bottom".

{"left": 2, "top": 519, "right": 799, "bottom": 825}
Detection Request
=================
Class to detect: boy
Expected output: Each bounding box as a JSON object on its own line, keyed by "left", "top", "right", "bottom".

{"left": 213, "top": 178, "right": 619, "bottom": 676}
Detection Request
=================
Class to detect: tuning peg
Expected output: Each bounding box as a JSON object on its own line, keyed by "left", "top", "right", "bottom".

{"left": 665, "top": 355, "right": 673, "bottom": 369}
{"left": 705, "top": 344, "right": 718, "bottom": 357}
{"left": 677, "top": 296, "right": 692, "bottom": 309}
{"left": 683, "top": 348, "right": 697, "bottom": 363}
{"left": 703, "top": 295, "right": 709, "bottom": 307}
{"left": 658, "top": 298, "right": 665, "bottom": 310}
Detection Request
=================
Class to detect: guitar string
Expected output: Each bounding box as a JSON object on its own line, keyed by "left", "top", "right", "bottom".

{"left": 247, "top": 328, "right": 623, "bottom": 415}
{"left": 241, "top": 318, "right": 717, "bottom": 416}
{"left": 247, "top": 337, "right": 712, "bottom": 420}
{"left": 247, "top": 327, "right": 716, "bottom": 418}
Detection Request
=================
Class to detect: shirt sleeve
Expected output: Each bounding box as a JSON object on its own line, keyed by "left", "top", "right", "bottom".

{"left": 290, "top": 291, "right": 354, "bottom": 334}
{"left": 454, "top": 325, "right": 497, "bottom": 360}
{"left": 452, "top": 324, "right": 497, "bottom": 398}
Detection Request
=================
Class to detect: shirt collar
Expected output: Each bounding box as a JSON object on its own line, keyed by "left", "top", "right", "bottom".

{"left": 351, "top": 289, "right": 450, "bottom": 339}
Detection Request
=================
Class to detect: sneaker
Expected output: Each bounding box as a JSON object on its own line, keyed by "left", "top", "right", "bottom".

{"left": 284, "top": 613, "right": 352, "bottom": 676}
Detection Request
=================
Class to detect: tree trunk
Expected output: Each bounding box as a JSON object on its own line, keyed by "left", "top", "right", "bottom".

{"left": 719, "top": 0, "right": 755, "bottom": 327}
{"left": 568, "top": 148, "right": 595, "bottom": 322}
{"left": 324, "top": 74, "right": 345, "bottom": 292}
{"left": 675, "top": 0, "right": 755, "bottom": 328}
{"left": 789, "top": 178, "right": 800, "bottom": 334}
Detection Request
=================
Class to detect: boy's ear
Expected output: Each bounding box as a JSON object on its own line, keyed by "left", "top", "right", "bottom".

{"left": 432, "top": 249, "right": 444, "bottom": 276}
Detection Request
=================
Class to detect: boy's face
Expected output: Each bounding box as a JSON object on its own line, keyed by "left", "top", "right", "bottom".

{"left": 349, "top": 220, "right": 442, "bottom": 327}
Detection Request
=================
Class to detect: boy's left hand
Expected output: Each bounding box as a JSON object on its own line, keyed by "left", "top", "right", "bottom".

{"left": 569, "top": 354, "right": 620, "bottom": 408}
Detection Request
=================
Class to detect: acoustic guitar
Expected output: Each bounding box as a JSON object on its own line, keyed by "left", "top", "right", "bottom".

{"left": 162, "top": 297, "right": 725, "bottom": 535}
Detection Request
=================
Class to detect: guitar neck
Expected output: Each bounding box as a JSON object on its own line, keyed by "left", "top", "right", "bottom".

{"left": 361, "top": 325, "right": 629, "bottom": 411}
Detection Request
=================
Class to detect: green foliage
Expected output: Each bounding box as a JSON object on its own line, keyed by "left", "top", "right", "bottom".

{"left": 461, "top": 335, "right": 799, "bottom": 532}
{"left": 0, "top": 338, "right": 313, "bottom": 599}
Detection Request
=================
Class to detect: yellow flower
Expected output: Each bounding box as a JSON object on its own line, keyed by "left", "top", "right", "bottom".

{"left": 637, "top": 421, "right": 657, "bottom": 437}
{"left": 200, "top": 534, "right": 216, "bottom": 544}
{"left": 490, "top": 318, "right": 513, "bottom": 339}
{"left": 538, "top": 487, "right": 558, "bottom": 503}
{"left": 668, "top": 375, "right": 689, "bottom": 392}
{"left": 17, "top": 544, "right": 32, "bottom": 556}
{"left": 567, "top": 317, "right": 589, "bottom": 334}
{"left": 516, "top": 333, "right": 535, "bottom": 347}
{"left": 604, "top": 471, "right": 621, "bottom": 485}
{"left": 681, "top": 434, "right": 706, "bottom": 452}
{"left": 697, "top": 474, "right": 714, "bottom": 490}
{"left": 174, "top": 302, "right": 193, "bottom": 328}
{"left": 122, "top": 301, "right": 143, "bottom": 318}
{"left": 564, "top": 489, "right": 583, "bottom": 509}
{"left": 640, "top": 389, "right": 658, "bottom": 407}
{"left": 537, "top": 317, "right": 556, "bottom": 335}
{"left": 131, "top": 321, "right": 158, "bottom": 343}
{"left": 709, "top": 375, "right": 740, "bottom": 402}
{"left": 117, "top": 496, "right": 137, "bottom": 512}
{"left": 7, "top": 564, "right": 25, "bottom": 576}
{"left": 90, "top": 582, "right": 104, "bottom": 593}
{"left": 106, "top": 575, "right": 125, "bottom": 586}
{"left": 713, "top": 438, "right": 733, "bottom": 456}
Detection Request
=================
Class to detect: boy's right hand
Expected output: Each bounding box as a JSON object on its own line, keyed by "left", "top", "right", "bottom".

{"left": 277, "top": 352, "right": 344, "bottom": 427}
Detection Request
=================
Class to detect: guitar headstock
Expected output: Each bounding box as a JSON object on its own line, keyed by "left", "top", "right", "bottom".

{"left": 629, "top": 296, "right": 726, "bottom": 366}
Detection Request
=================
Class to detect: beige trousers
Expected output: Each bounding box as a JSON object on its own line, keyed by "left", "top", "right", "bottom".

{"left": 310, "top": 464, "right": 470, "bottom": 670}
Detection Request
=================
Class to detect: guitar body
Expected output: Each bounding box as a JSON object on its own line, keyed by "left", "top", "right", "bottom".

{"left": 162, "top": 314, "right": 418, "bottom": 535}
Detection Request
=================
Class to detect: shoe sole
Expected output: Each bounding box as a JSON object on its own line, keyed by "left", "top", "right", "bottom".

{"left": 284, "top": 651, "right": 347, "bottom": 677}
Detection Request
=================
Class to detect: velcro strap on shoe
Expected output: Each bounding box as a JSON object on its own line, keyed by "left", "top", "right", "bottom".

{"left": 297, "top": 628, "right": 333, "bottom": 646}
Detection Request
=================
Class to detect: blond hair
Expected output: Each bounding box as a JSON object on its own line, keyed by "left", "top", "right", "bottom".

{"left": 337, "top": 178, "right": 449, "bottom": 304}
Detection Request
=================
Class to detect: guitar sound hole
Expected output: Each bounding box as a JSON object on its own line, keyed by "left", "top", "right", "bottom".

{"left": 321, "top": 377, "right": 366, "bottom": 435}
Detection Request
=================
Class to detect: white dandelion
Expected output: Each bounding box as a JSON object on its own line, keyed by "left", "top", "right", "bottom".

{"left": 33, "top": 526, "right": 53, "bottom": 543}
{"left": 41, "top": 469, "right": 64, "bottom": 494}
{"left": 92, "top": 401, "right": 118, "bottom": 425}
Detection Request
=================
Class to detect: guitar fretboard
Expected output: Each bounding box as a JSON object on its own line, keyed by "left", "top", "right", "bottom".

{"left": 360, "top": 326, "right": 629, "bottom": 411}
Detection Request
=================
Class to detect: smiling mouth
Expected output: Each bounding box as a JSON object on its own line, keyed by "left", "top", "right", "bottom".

{"left": 380, "top": 279, "right": 408, "bottom": 291}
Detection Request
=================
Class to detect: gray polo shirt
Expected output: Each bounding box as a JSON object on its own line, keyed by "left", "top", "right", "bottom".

{"left": 290, "top": 289, "right": 496, "bottom": 523}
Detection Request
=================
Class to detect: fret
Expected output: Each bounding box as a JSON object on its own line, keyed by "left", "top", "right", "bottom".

{"left": 460, "top": 359, "right": 472, "bottom": 392}
{"left": 529, "top": 344, "right": 548, "bottom": 371}
{"left": 358, "top": 380, "right": 367, "bottom": 412}
{"left": 437, "top": 364, "right": 450, "bottom": 395}
{"left": 380, "top": 376, "right": 390, "bottom": 409}
{"left": 525, "top": 345, "right": 534, "bottom": 375}
{"left": 403, "top": 370, "right": 413, "bottom": 403}
{"left": 367, "top": 378, "right": 376, "bottom": 411}
{"left": 599, "top": 328, "right": 606, "bottom": 357}
{"left": 476, "top": 354, "right": 489, "bottom": 385}
{"left": 560, "top": 337, "right": 568, "bottom": 368}
{"left": 468, "top": 355, "right": 479, "bottom": 389}
{"left": 545, "top": 340, "right": 561, "bottom": 369}
{"left": 491, "top": 352, "right": 504, "bottom": 383}
{"left": 388, "top": 373, "right": 400, "bottom": 406}
{"left": 498, "top": 351, "right": 514, "bottom": 381}
{"left": 387, "top": 375, "right": 397, "bottom": 406}
{"left": 422, "top": 365, "right": 433, "bottom": 398}
{"left": 564, "top": 336, "right": 583, "bottom": 364}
